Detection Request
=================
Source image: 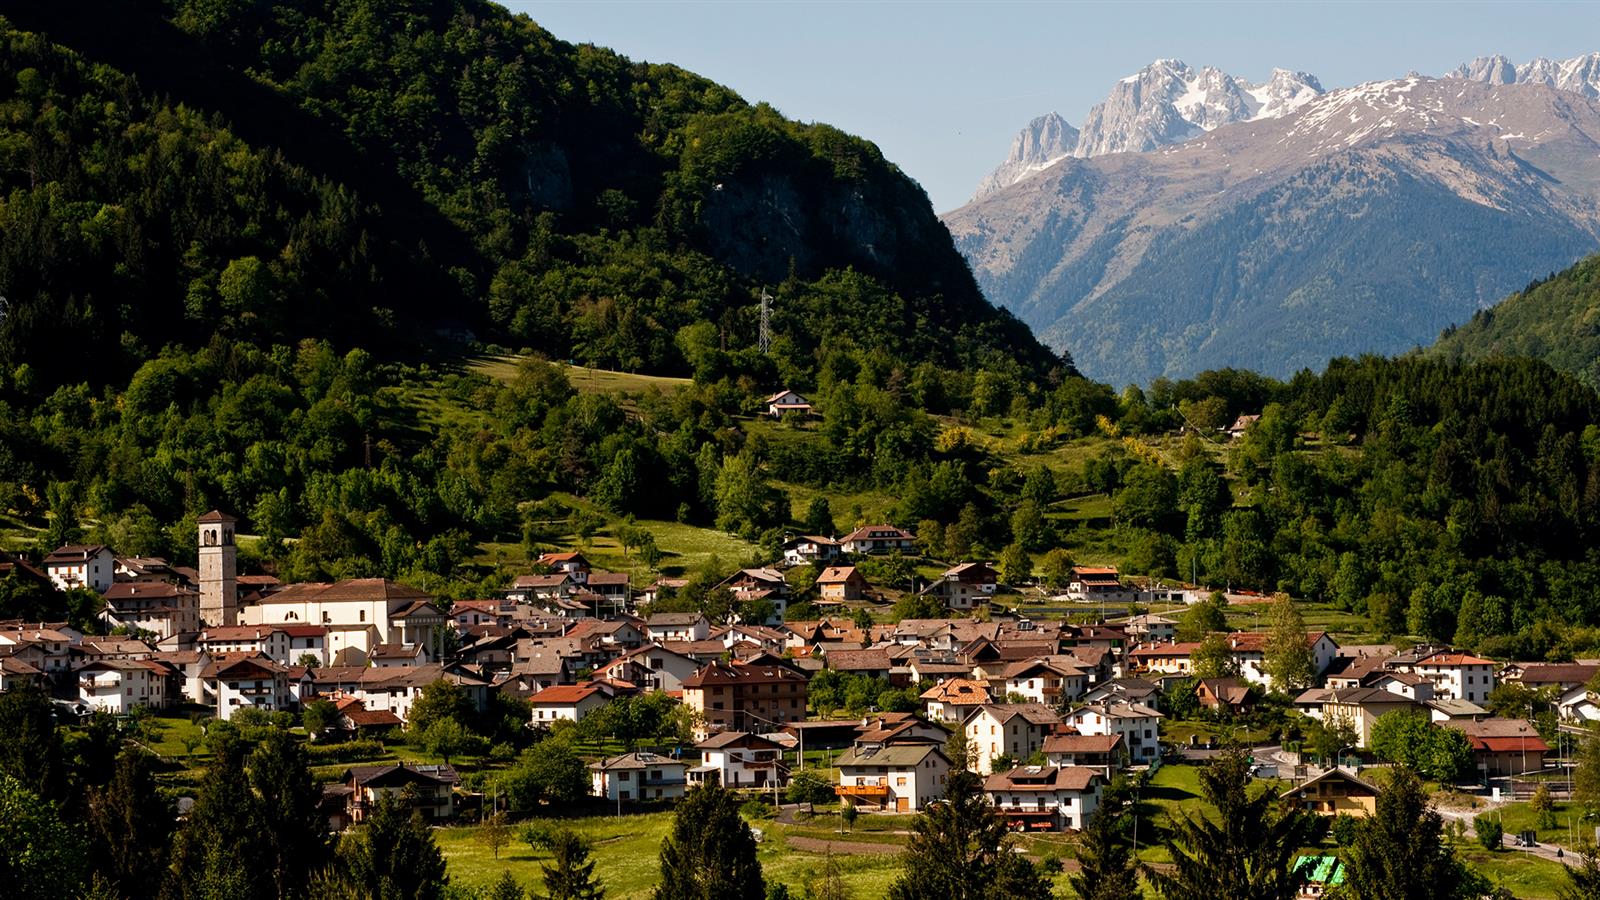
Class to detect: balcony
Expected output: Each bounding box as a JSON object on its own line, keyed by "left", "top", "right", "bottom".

{"left": 835, "top": 783, "right": 891, "bottom": 798}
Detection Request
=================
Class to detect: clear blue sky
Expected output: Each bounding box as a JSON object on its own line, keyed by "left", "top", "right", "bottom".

{"left": 509, "top": 1, "right": 1600, "bottom": 212}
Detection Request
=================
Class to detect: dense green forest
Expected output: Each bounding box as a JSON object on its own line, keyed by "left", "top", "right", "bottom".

{"left": 4, "top": 0, "right": 1600, "bottom": 664}
{"left": 0, "top": 0, "right": 1056, "bottom": 392}
{"left": 1433, "top": 252, "right": 1600, "bottom": 388}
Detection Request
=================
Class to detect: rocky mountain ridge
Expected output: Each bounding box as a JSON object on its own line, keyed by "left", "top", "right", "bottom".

{"left": 946, "top": 76, "right": 1600, "bottom": 384}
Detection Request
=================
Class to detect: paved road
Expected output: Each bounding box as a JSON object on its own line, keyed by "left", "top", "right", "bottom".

{"left": 1434, "top": 804, "right": 1582, "bottom": 869}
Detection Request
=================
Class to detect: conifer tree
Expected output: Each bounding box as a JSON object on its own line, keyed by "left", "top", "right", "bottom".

{"left": 337, "top": 791, "right": 448, "bottom": 900}
{"left": 1341, "top": 766, "right": 1469, "bottom": 900}
{"left": 1145, "top": 751, "right": 1321, "bottom": 900}
{"left": 543, "top": 828, "right": 605, "bottom": 900}
{"left": 653, "top": 783, "right": 763, "bottom": 900}
{"left": 164, "top": 734, "right": 269, "bottom": 900}
{"left": 1068, "top": 782, "right": 1140, "bottom": 900}
{"left": 886, "top": 753, "right": 1052, "bottom": 900}
{"left": 249, "top": 729, "right": 331, "bottom": 899}
{"left": 488, "top": 870, "right": 524, "bottom": 900}
{"left": 87, "top": 750, "right": 174, "bottom": 899}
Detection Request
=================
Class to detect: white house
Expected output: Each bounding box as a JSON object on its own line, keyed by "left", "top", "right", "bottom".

{"left": 781, "top": 535, "right": 841, "bottom": 566}
{"left": 243, "top": 578, "right": 445, "bottom": 665}
{"left": 963, "top": 704, "right": 1063, "bottom": 775}
{"left": 203, "top": 655, "right": 292, "bottom": 721}
{"left": 834, "top": 743, "right": 951, "bottom": 812}
{"left": 0, "top": 628, "right": 73, "bottom": 676}
{"left": 591, "top": 751, "right": 689, "bottom": 802}
{"left": 528, "top": 683, "right": 609, "bottom": 724}
{"left": 1061, "top": 702, "right": 1163, "bottom": 763}
{"left": 985, "top": 765, "right": 1103, "bottom": 831}
{"left": 1122, "top": 614, "right": 1178, "bottom": 643}
{"left": 644, "top": 613, "right": 710, "bottom": 643}
{"left": 1413, "top": 652, "right": 1496, "bottom": 705}
{"left": 920, "top": 678, "right": 993, "bottom": 724}
{"left": 692, "top": 731, "right": 789, "bottom": 788}
{"left": 78, "top": 659, "right": 168, "bottom": 713}
{"left": 100, "top": 582, "right": 200, "bottom": 639}
{"left": 765, "top": 389, "right": 813, "bottom": 419}
{"left": 1001, "top": 657, "right": 1088, "bottom": 706}
{"left": 44, "top": 544, "right": 116, "bottom": 593}
{"left": 1226, "top": 631, "right": 1340, "bottom": 689}
{"left": 839, "top": 524, "right": 915, "bottom": 555}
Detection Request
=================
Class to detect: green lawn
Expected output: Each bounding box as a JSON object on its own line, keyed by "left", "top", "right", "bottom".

{"left": 1460, "top": 847, "right": 1572, "bottom": 899}
{"left": 1489, "top": 800, "right": 1589, "bottom": 851}
{"left": 468, "top": 357, "right": 691, "bottom": 396}
{"left": 438, "top": 813, "right": 904, "bottom": 899}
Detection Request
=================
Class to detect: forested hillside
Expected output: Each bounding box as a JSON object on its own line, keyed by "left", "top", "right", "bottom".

{"left": 0, "top": 0, "right": 1056, "bottom": 391}
{"left": 4, "top": 2, "right": 1600, "bottom": 666}
{"left": 1433, "top": 253, "right": 1600, "bottom": 388}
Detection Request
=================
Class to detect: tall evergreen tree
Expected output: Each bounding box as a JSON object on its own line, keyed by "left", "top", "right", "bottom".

{"left": 886, "top": 758, "right": 1052, "bottom": 900}
{"left": 1068, "top": 781, "right": 1140, "bottom": 900}
{"left": 1341, "top": 767, "right": 1470, "bottom": 900}
{"left": 1145, "top": 751, "right": 1321, "bottom": 900}
{"left": 488, "top": 871, "right": 525, "bottom": 900}
{"left": 543, "top": 829, "right": 604, "bottom": 900}
{"left": 337, "top": 792, "right": 448, "bottom": 900}
{"left": 248, "top": 729, "right": 331, "bottom": 899}
{"left": 653, "top": 783, "right": 764, "bottom": 900}
{"left": 88, "top": 750, "right": 174, "bottom": 899}
{"left": 164, "top": 734, "right": 269, "bottom": 900}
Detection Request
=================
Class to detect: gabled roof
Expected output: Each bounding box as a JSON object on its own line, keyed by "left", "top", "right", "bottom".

{"left": 586, "top": 572, "right": 631, "bottom": 587}
{"left": 44, "top": 544, "right": 111, "bottom": 563}
{"left": 695, "top": 730, "right": 785, "bottom": 750}
{"left": 647, "top": 612, "right": 707, "bottom": 627}
{"left": 816, "top": 566, "right": 862, "bottom": 584}
{"left": 826, "top": 649, "right": 892, "bottom": 672}
{"left": 839, "top": 524, "right": 913, "bottom": 542}
{"left": 589, "top": 750, "right": 686, "bottom": 771}
{"left": 345, "top": 763, "right": 457, "bottom": 787}
{"left": 1041, "top": 733, "right": 1122, "bottom": 755}
{"left": 528, "top": 683, "right": 604, "bottom": 705}
{"left": 834, "top": 743, "right": 947, "bottom": 769}
{"left": 1417, "top": 651, "right": 1496, "bottom": 667}
{"left": 966, "top": 703, "right": 1062, "bottom": 727}
{"left": 984, "top": 765, "right": 1100, "bottom": 793}
{"left": 1279, "top": 767, "right": 1379, "bottom": 800}
{"left": 920, "top": 678, "right": 991, "bottom": 703}
{"left": 681, "top": 659, "right": 809, "bottom": 688}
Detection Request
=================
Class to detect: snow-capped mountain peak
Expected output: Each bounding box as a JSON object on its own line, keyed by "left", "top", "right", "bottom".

{"left": 971, "top": 112, "right": 1080, "bottom": 200}
{"left": 1449, "top": 52, "right": 1600, "bottom": 99}
{"left": 1071, "top": 59, "right": 1323, "bottom": 158}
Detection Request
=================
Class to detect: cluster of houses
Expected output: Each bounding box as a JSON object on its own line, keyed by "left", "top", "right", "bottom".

{"left": 0, "top": 514, "right": 1574, "bottom": 835}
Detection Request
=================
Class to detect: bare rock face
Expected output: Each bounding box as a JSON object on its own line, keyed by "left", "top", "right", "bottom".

{"left": 1451, "top": 52, "right": 1600, "bottom": 99}
{"left": 1072, "top": 59, "right": 1322, "bottom": 158}
{"left": 972, "top": 113, "right": 1080, "bottom": 201}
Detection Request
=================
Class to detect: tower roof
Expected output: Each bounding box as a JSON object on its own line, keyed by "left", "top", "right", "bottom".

{"left": 197, "top": 510, "right": 237, "bottom": 524}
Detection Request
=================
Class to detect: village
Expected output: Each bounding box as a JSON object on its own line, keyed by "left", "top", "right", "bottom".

{"left": 0, "top": 503, "right": 1588, "bottom": 897}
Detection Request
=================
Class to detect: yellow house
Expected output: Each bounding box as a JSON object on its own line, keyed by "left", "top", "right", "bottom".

{"left": 1278, "top": 767, "right": 1379, "bottom": 818}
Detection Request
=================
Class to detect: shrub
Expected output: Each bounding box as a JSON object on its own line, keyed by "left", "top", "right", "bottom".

{"left": 304, "top": 740, "right": 385, "bottom": 763}
{"left": 1474, "top": 814, "right": 1503, "bottom": 851}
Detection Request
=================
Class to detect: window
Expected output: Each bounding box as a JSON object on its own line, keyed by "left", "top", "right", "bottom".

{"left": 359, "top": 610, "right": 366, "bottom": 622}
